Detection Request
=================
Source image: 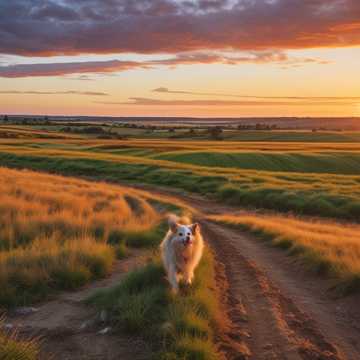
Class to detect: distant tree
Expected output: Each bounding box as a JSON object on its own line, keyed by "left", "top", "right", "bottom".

{"left": 209, "top": 126, "right": 223, "bottom": 140}
{"left": 3, "top": 115, "right": 9, "bottom": 122}
{"left": 168, "top": 128, "right": 175, "bottom": 133}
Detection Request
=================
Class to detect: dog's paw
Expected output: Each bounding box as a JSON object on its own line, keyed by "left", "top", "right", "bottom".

{"left": 171, "top": 286, "right": 179, "bottom": 295}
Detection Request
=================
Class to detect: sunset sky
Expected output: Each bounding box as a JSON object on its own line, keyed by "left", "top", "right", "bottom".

{"left": 1, "top": 0, "right": 360, "bottom": 117}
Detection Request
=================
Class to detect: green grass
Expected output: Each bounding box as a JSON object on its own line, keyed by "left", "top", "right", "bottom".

{"left": 155, "top": 151, "right": 360, "bottom": 175}
{"left": 225, "top": 130, "right": 360, "bottom": 142}
{"left": 1, "top": 151, "right": 360, "bottom": 222}
{"left": 90, "top": 249, "right": 220, "bottom": 360}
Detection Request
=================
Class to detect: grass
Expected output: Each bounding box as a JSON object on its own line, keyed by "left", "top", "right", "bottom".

{"left": 0, "top": 317, "right": 40, "bottom": 360}
{"left": 209, "top": 213, "right": 360, "bottom": 294}
{"left": 90, "top": 250, "right": 220, "bottom": 359}
{"left": 0, "top": 150, "right": 359, "bottom": 222}
{"left": 0, "top": 167, "right": 181, "bottom": 308}
{"left": 155, "top": 151, "right": 360, "bottom": 175}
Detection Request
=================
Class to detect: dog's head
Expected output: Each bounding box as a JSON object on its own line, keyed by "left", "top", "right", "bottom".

{"left": 168, "top": 215, "right": 200, "bottom": 247}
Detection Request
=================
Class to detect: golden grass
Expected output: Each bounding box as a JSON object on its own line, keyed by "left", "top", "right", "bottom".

{"left": 1, "top": 140, "right": 360, "bottom": 222}
{"left": 0, "top": 167, "right": 186, "bottom": 307}
{"left": 0, "top": 317, "right": 39, "bottom": 360}
{"left": 209, "top": 213, "right": 360, "bottom": 293}
{"left": 0, "top": 167, "right": 161, "bottom": 249}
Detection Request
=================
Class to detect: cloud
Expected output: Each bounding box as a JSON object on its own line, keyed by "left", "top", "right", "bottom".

{"left": 0, "top": 1, "right": 359, "bottom": 56}
{"left": 96, "top": 97, "right": 357, "bottom": 106}
{"left": 0, "top": 51, "right": 329, "bottom": 78}
{"left": 0, "top": 90, "right": 108, "bottom": 96}
{"left": 152, "top": 87, "right": 360, "bottom": 101}
{"left": 0, "top": 60, "right": 148, "bottom": 78}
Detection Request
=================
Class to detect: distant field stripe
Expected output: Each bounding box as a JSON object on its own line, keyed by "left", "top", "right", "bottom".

{"left": 154, "top": 151, "right": 360, "bottom": 175}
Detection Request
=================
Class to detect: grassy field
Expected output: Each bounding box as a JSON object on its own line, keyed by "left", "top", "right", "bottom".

{"left": 209, "top": 213, "right": 360, "bottom": 294}
{"left": 0, "top": 167, "right": 188, "bottom": 308}
{"left": 0, "top": 138, "right": 359, "bottom": 221}
{"left": 25, "top": 124, "right": 360, "bottom": 142}
{"left": 154, "top": 151, "right": 360, "bottom": 175}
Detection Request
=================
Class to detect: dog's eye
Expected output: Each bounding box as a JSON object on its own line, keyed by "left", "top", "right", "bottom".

{"left": 179, "top": 233, "right": 183, "bottom": 236}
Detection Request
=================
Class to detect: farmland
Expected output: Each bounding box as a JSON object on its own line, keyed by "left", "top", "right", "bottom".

{"left": 1, "top": 124, "right": 360, "bottom": 359}
{"left": 0, "top": 133, "right": 360, "bottom": 221}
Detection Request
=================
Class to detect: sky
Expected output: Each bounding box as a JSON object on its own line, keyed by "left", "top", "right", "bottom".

{"left": 0, "top": 0, "right": 360, "bottom": 118}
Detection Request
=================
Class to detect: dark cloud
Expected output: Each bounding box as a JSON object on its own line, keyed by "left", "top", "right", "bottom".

{"left": 0, "top": 51, "right": 329, "bottom": 78}
{"left": 0, "top": 90, "right": 108, "bottom": 96}
{"left": 0, "top": 0, "right": 359, "bottom": 56}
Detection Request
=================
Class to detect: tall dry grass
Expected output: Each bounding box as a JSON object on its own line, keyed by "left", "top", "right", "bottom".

{"left": 0, "top": 316, "right": 39, "bottom": 360}
{"left": 209, "top": 213, "right": 360, "bottom": 294}
{"left": 0, "top": 167, "right": 167, "bottom": 307}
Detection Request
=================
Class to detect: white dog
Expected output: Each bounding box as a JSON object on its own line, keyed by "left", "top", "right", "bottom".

{"left": 160, "top": 215, "right": 204, "bottom": 292}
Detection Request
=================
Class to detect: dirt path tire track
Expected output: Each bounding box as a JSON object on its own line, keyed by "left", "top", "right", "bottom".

{"left": 202, "top": 221, "right": 355, "bottom": 360}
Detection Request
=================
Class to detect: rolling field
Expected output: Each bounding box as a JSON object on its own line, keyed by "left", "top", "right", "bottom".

{"left": 154, "top": 151, "right": 360, "bottom": 175}
{"left": 0, "top": 137, "right": 360, "bottom": 221}
{"left": 1, "top": 126, "right": 360, "bottom": 359}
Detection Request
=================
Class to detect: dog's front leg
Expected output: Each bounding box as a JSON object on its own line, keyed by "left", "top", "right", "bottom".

{"left": 184, "top": 268, "right": 194, "bottom": 285}
{"left": 168, "top": 265, "right": 179, "bottom": 293}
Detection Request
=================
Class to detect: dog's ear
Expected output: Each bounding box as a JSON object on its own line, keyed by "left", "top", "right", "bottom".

{"left": 168, "top": 216, "right": 179, "bottom": 233}
{"left": 191, "top": 223, "right": 200, "bottom": 234}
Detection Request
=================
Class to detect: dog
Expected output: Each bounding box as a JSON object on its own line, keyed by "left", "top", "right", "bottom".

{"left": 160, "top": 214, "right": 204, "bottom": 292}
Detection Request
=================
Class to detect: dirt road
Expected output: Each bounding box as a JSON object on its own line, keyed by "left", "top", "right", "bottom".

{"left": 4, "top": 186, "right": 360, "bottom": 360}
{"left": 134, "top": 185, "right": 360, "bottom": 360}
